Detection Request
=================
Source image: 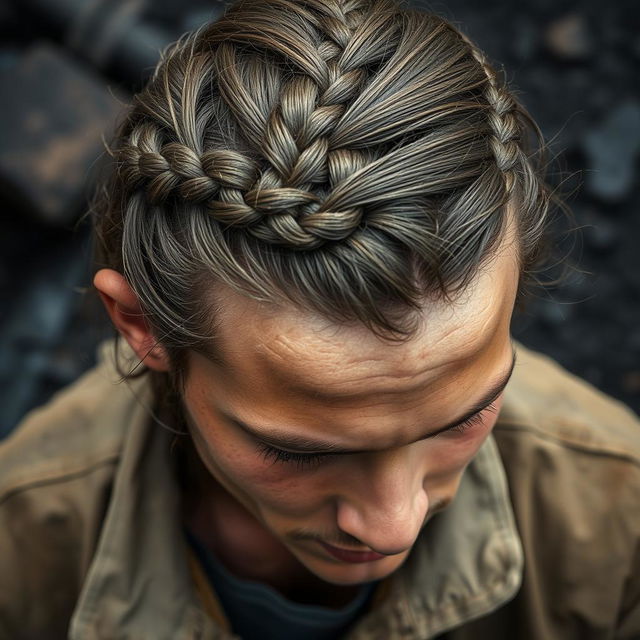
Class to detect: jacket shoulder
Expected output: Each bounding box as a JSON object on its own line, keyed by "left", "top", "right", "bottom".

{"left": 0, "top": 339, "right": 150, "bottom": 491}
{"left": 500, "top": 341, "right": 640, "bottom": 463}
{"left": 492, "top": 342, "right": 640, "bottom": 638}
{"left": 0, "top": 339, "right": 153, "bottom": 639}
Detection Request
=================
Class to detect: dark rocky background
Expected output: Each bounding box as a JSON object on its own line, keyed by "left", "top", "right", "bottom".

{"left": 1, "top": 0, "right": 638, "bottom": 438}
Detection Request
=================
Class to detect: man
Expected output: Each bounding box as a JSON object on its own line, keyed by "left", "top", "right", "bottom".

{"left": 2, "top": 212, "right": 639, "bottom": 638}
{"left": 2, "top": 0, "right": 640, "bottom": 635}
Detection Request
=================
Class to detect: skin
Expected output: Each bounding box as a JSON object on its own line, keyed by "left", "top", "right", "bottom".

{"left": 94, "top": 219, "right": 520, "bottom": 607}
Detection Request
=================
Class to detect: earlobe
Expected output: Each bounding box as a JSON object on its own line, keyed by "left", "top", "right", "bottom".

{"left": 93, "top": 268, "right": 170, "bottom": 372}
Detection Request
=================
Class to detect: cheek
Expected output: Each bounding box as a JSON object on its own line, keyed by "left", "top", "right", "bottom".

{"left": 425, "top": 414, "right": 498, "bottom": 476}
{"left": 191, "top": 412, "right": 326, "bottom": 514}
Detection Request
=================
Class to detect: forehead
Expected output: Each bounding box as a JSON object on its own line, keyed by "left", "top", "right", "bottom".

{"left": 203, "top": 230, "right": 519, "bottom": 397}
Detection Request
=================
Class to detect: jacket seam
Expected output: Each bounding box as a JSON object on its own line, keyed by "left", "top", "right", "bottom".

{"left": 0, "top": 454, "right": 121, "bottom": 506}
{"left": 495, "top": 422, "right": 640, "bottom": 468}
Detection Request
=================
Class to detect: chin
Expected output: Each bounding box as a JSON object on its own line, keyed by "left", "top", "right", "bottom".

{"left": 302, "top": 550, "right": 408, "bottom": 586}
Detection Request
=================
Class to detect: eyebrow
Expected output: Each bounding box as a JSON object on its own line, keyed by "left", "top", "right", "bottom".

{"left": 224, "top": 347, "right": 517, "bottom": 455}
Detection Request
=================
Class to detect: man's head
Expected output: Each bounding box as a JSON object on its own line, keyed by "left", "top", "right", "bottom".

{"left": 92, "top": 0, "right": 555, "bottom": 586}
{"left": 95, "top": 212, "right": 519, "bottom": 585}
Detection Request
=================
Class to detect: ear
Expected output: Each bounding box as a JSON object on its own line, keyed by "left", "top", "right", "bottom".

{"left": 93, "top": 268, "right": 170, "bottom": 372}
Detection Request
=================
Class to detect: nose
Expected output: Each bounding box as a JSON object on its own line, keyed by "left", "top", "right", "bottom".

{"left": 335, "top": 449, "right": 429, "bottom": 556}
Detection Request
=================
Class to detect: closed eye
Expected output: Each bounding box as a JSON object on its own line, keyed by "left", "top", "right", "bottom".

{"left": 255, "top": 402, "right": 497, "bottom": 471}
{"left": 257, "top": 442, "right": 328, "bottom": 470}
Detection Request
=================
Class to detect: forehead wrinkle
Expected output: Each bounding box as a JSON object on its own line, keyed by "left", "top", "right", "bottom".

{"left": 252, "top": 326, "right": 488, "bottom": 401}
{"left": 247, "top": 306, "right": 504, "bottom": 401}
{"left": 257, "top": 295, "right": 504, "bottom": 387}
{"left": 256, "top": 331, "right": 350, "bottom": 381}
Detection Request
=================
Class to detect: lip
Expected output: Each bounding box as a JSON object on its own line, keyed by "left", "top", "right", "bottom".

{"left": 319, "top": 541, "right": 387, "bottom": 563}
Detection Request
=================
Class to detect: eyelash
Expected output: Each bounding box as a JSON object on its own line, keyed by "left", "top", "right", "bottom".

{"left": 257, "top": 442, "right": 327, "bottom": 471}
{"left": 256, "top": 402, "right": 497, "bottom": 471}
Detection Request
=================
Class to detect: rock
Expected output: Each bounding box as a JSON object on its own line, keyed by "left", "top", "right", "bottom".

{"left": 622, "top": 371, "right": 640, "bottom": 395}
{"left": 584, "top": 364, "right": 604, "bottom": 387}
{"left": 538, "top": 298, "right": 572, "bottom": 327}
{"left": 544, "top": 13, "right": 593, "bottom": 61}
{"left": 582, "top": 100, "right": 640, "bottom": 202}
{"left": 512, "top": 17, "right": 540, "bottom": 62}
{"left": 581, "top": 211, "right": 620, "bottom": 254}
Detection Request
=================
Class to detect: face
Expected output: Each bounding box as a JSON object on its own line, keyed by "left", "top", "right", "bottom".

{"left": 180, "top": 228, "right": 520, "bottom": 588}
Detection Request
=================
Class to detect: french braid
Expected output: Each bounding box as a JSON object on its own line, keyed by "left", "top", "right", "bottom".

{"left": 117, "top": 0, "right": 390, "bottom": 250}
{"left": 455, "top": 30, "right": 556, "bottom": 281}
{"left": 457, "top": 32, "right": 521, "bottom": 199}
{"left": 118, "top": 122, "right": 262, "bottom": 225}
{"left": 95, "top": 0, "right": 562, "bottom": 357}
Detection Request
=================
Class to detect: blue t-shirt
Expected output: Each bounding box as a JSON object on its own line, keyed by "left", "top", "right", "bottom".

{"left": 184, "top": 526, "right": 378, "bottom": 640}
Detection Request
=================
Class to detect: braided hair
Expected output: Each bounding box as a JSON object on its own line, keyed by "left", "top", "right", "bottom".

{"left": 93, "top": 0, "right": 564, "bottom": 391}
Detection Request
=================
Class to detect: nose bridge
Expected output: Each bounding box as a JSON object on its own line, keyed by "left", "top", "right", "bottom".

{"left": 336, "top": 447, "right": 429, "bottom": 555}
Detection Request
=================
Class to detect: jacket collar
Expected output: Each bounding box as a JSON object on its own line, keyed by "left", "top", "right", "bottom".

{"left": 68, "top": 342, "right": 225, "bottom": 639}
{"left": 348, "top": 434, "right": 523, "bottom": 639}
{"left": 69, "top": 341, "right": 523, "bottom": 639}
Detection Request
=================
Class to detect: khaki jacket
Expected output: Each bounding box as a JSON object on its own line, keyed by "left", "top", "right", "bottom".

{"left": 1, "top": 339, "right": 639, "bottom": 640}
